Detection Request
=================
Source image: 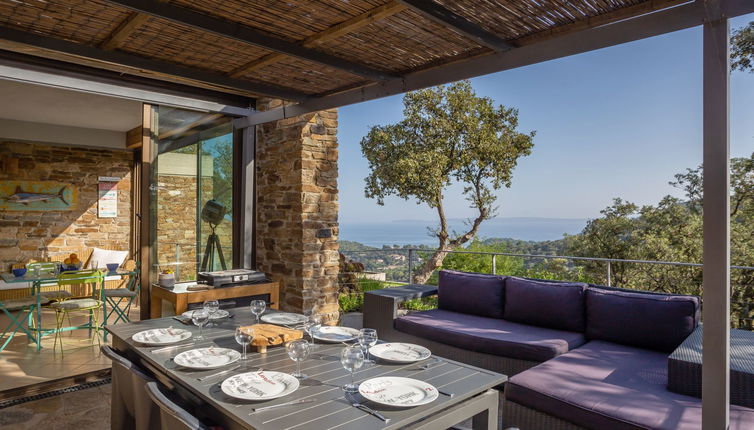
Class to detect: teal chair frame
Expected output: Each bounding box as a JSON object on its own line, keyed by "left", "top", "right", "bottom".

{"left": 0, "top": 285, "right": 46, "bottom": 352}
{"left": 103, "top": 264, "right": 140, "bottom": 326}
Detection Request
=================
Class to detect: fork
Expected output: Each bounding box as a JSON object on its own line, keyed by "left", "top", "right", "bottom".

{"left": 352, "top": 402, "right": 390, "bottom": 423}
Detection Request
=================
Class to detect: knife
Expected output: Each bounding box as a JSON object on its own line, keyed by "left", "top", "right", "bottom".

{"left": 150, "top": 343, "right": 194, "bottom": 354}
{"left": 197, "top": 365, "right": 241, "bottom": 381}
{"left": 249, "top": 398, "right": 316, "bottom": 413}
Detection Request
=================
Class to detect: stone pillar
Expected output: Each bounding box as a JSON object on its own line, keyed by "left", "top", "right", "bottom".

{"left": 255, "top": 99, "right": 340, "bottom": 322}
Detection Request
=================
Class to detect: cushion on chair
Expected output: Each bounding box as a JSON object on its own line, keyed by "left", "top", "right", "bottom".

{"left": 438, "top": 270, "right": 507, "bottom": 319}
{"left": 395, "top": 309, "right": 586, "bottom": 362}
{"left": 104, "top": 288, "right": 138, "bottom": 298}
{"left": 50, "top": 298, "right": 102, "bottom": 310}
{"left": 586, "top": 287, "right": 700, "bottom": 352}
{"left": 505, "top": 340, "right": 754, "bottom": 430}
{"left": 503, "top": 277, "right": 588, "bottom": 332}
{"left": 1, "top": 296, "right": 50, "bottom": 311}
{"left": 43, "top": 290, "right": 73, "bottom": 301}
{"left": 85, "top": 247, "right": 128, "bottom": 269}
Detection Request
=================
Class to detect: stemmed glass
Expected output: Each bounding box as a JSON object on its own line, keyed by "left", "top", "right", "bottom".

{"left": 191, "top": 308, "right": 209, "bottom": 341}
{"left": 303, "top": 314, "right": 322, "bottom": 347}
{"left": 250, "top": 300, "right": 266, "bottom": 324}
{"left": 235, "top": 326, "right": 254, "bottom": 361}
{"left": 358, "top": 328, "right": 378, "bottom": 364}
{"left": 204, "top": 300, "right": 219, "bottom": 327}
{"left": 340, "top": 345, "right": 364, "bottom": 393}
{"left": 286, "top": 339, "right": 310, "bottom": 379}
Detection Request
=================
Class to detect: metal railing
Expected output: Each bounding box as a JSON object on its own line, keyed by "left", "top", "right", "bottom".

{"left": 340, "top": 247, "right": 754, "bottom": 329}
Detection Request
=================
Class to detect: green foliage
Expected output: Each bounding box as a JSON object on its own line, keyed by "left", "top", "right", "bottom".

{"left": 732, "top": 21, "right": 754, "bottom": 72}
{"left": 338, "top": 293, "right": 363, "bottom": 313}
{"left": 360, "top": 80, "right": 534, "bottom": 282}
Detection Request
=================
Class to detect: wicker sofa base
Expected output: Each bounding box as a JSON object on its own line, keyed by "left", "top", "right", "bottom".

{"left": 503, "top": 398, "right": 587, "bottom": 430}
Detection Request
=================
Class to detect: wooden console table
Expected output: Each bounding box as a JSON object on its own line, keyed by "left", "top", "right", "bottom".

{"left": 150, "top": 282, "right": 279, "bottom": 318}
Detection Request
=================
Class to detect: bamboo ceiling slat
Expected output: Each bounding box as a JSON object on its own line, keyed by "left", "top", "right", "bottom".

{"left": 118, "top": 16, "right": 273, "bottom": 76}
{"left": 318, "top": 8, "right": 486, "bottom": 73}
{"left": 0, "top": 0, "right": 129, "bottom": 45}
{"left": 169, "top": 0, "right": 389, "bottom": 43}
{"left": 240, "top": 56, "right": 366, "bottom": 95}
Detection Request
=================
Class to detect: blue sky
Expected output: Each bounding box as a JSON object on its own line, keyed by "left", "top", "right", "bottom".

{"left": 337, "top": 15, "right": 754, "bottom": 224}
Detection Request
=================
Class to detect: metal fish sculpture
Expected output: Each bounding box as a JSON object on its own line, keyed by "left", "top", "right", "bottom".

{"left": 6, "top": 186, "right": 69, "bottom": 206}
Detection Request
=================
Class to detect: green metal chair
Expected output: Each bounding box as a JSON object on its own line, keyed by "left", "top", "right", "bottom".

{"left": 0, "top": 288, "right": 49, "bottom": 353}
{"left": 26, "top": 261, "right": 73, "bottom": 302}
{"left": 102, "top": 262, "right": 140, "bottom": 334}
{"left": 50, "top": 269, "right": 104, "bottom": 355}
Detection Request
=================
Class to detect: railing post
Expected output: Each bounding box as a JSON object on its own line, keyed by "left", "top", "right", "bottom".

{"left": 407, "top": 249, "right": 414, "bottom": 284}
{"left": 607, "top": 261, "right": 612, "bottom": 287}
{"left": 492, "top": 254, "right": 497, "bottom": 275}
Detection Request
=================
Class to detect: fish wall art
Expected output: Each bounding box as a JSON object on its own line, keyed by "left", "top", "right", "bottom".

{"left": 0, "top": 181, "right": 77, "bottom": 211}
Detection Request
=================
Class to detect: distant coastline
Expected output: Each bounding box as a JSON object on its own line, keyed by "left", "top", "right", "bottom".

{"left": 339, "top": 217, "right": 588, "bottom": 247}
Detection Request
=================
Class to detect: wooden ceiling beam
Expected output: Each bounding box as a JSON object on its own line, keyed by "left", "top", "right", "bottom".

{"left": 104, "top": 0, "right": 397, "bottom": 81}
{"left": 100, "top": 12, "right": 150, "bottom": 50}
{"left": 229, "top": 0, "right": 408, "bottom": 78}
{"left": 398, "top": 0, "right": 515, "bottom": 52}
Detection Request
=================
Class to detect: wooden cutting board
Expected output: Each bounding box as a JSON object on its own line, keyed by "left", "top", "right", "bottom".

{"left": 240, "top": 324, "right": 303, "bottom": 353}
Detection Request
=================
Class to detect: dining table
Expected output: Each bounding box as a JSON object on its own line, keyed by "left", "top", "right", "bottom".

{"left": 106, "top": 307, "right": 507, "bottom": 430}
{"left": 1, "top": 267, "right": 139, "bottom": 350}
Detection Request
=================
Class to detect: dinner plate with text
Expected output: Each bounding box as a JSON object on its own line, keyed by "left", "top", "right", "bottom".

{"left": 173, "top": 347, "right": 241, "bottom": 370}
{"left": 181, "top": 309, "right": 230, "bottom": 321}
{"left": 312, "top": 326, "right": 360, "bottom": 343}
{"left": 221, "top": 371, "right": 299, "bottom": 401}
{"left": 260, "top": 312, "right": 308, "bottom": 326}
{"left": 369, "top": 343, "right": 431, "bottom": 363}
{"left": 359, "top": 377, "right": 438, "bottom": 407}
{"left": 132, "top": 328, "right": 192, "bottom": 346}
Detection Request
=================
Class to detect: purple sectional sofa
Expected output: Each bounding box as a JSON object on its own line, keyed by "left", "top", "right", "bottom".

{"left": 362, "top": 269, "right": 754, "bottom": 430}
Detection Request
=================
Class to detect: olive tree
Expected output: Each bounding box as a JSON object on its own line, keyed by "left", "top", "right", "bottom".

{"left": 360, "top": 80, "right": 534, "bottom": 283}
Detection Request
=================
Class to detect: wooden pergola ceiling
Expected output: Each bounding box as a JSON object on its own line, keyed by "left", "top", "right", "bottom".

{"left": 0, "top": 0, "right": 689, "bottom": 104}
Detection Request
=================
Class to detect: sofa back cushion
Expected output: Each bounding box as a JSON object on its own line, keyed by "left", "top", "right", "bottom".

{"left": 503, "top": 277, "right": 588, "bottom": 333}
{"left": 438, "top": 270, "right": 506, "bottom": 319}
{"left": 585, "top": 287, "right": 701, "bottom": 352}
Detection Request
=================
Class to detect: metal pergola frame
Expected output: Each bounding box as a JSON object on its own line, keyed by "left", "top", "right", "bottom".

{"left": 0, "top": 0, "right": 749, "bottom": 427}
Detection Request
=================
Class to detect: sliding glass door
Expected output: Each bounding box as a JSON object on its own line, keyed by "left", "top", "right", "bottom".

{"left": 149, "top": 106, "right": 237, "bottom": 283}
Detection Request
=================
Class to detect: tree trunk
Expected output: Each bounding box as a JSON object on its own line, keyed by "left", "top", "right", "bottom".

{"left": 413, "top": 247, "right": 455, "bottom": 284}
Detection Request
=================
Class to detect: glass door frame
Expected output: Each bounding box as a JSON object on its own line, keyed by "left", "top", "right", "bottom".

{"left": 138, "top": 103, "right": 255, "bottom": 320}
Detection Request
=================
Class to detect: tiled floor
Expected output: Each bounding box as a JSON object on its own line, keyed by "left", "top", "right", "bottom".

{"left": 0, "top": 306, "right": 140, "bottom": 393}
{"left": 0, "top": 384, "right": 111, "bottom": 430}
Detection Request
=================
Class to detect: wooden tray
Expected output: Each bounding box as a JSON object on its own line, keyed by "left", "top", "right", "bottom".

{"left": 240, "top": 324, "right": 303, "bottom": 353}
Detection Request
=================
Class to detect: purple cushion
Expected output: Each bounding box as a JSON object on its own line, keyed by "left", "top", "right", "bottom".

{"left": 438, "top": 270, "right": 506, "bottom": 319}
{"left": 505, "top": 340, "right": 754, "bottom": 430}
{"left": 586, "top": 287, "right": 700, "bottom": 352}
{"left": 503, "top": 277, "right": 588, "bottom": 332}
{"left": 394, "top": 308, "right": 586, "bottom": 362}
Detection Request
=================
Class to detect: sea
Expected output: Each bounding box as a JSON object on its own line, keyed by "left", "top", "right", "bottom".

{"left": 339, "top": 217, "right": 588, "bottom": 247}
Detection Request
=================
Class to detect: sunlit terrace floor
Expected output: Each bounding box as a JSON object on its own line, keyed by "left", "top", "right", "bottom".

{"left": 0, "top": 306, "right": 140, "bottom": 397}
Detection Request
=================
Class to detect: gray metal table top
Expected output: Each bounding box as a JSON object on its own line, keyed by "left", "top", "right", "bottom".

{"left": 106, "top": 308, "right": 507, "bottom": 430}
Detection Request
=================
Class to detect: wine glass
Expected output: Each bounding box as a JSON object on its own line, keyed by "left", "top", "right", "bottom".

{"left": 286, "top": 339, "right": 310, "bottom": 379}
{"left": 340, "top": 345, "right": 364, "bottom": 393}
{"left": 191, "top": 308, "right": 210, "bottom": 341}
{"left": 235, "top": 326, "right": 254, "bottom": 361}
{"left": 250, "top": 300, "right": 266, "bottom": 324}
{"left": 204, "top": 300, "right": 220, "bottom": 327}
{"left": 303, "top": 314, "right": 322, "bottom": 346}
{"left": 358, "top": 328, "right": 378, "bottom": 364}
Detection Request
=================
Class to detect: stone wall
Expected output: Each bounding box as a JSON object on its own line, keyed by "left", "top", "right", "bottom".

{"left": 255, "top": 99, "right": 340, "bottom": 321}
{"left": 0, "top": 142, "right": 133, "bottom": 271}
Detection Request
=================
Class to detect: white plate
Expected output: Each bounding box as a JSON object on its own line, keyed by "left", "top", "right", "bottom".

{"left": 173, "top": 347, "right": 241, "bottom": 370}
{"left": 221, "top": 371, "right": 299, "bottom": 401}
{"left": 369, "top": 343, "right": 431, "bottom": 363}
{"left": 312, "top": 326, "right": 360, "bottom": 343}
{"left": 182, "top": 309, "right": 230, "bottom": 321}
{"left": 132, "top": 328, "right": 192, "bottom": 346}
{"left": 359, "top": 377, "right": 438, "bottom": 407}
{"left": 260, "top": 312, "right": 308, "bottom": 325}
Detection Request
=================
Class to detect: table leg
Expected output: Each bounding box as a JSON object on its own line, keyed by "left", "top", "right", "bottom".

{"left": 472, "top": 389, "right": 499, "bottom": 430}
{"left": 150, "top": 296, "right": 163, "bottom": 319}
{"left": 35, "top": 280, "right": 42, "bottom": 351}
{"left": 174, "top": 296, "right": 188, "bottom": 316}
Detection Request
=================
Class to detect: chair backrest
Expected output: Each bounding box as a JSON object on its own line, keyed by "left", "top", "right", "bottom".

{"left": 145, "top": 382, "right": 210, "bottom": 430}
{"left": 57, "top": 269, "right": 103, "bottom": 297}
{"left": 26, "top": 261, "right": 58, "bottom": 274}
{"left": 101, "top": 345, "right": 159, "bottom": 430}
